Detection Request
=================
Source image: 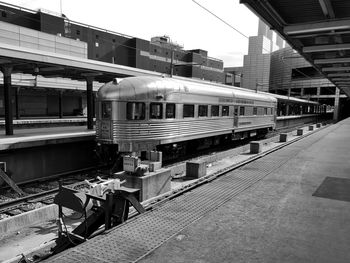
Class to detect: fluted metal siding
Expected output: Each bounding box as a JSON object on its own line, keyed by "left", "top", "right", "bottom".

{"left": 110, "top": 118, "right": 233, "bottom": 141}
{"left": 96, "top": 115, "right": 275, "bottom": 144}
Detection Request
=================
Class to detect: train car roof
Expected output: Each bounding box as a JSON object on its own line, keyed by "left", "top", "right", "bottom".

{"left": 265, "top": 93, "right": 319, "bottom": 105}
{"left": 97, "top": 76, "right": 277, "bottom": 103}
{"left": 172, "top": 75, "right": 319, "bottom": 105}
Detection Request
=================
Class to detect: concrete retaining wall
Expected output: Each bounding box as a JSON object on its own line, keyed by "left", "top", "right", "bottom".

{"left": 0, "top": 205, "right": 58, "bottom": 235}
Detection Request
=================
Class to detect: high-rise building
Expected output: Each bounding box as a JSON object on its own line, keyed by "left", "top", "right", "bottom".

{"left": 270, "top": 47, "right": 346, "bottom": 120}
{"left": 241, "top": 19, "right": 346, "bottom": 120}
{"left": 242, "top": 20, "right": 281, "bottom": 92}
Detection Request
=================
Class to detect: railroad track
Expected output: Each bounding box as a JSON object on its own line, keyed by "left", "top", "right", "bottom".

{"left": 0, "top": 124, "right": 326, "bottom": 219}
{"left": 0, "top": 171, "right": 100, "bottom": 217}
{"left": 0, "top": 188, "right": 58, "bottom": 214}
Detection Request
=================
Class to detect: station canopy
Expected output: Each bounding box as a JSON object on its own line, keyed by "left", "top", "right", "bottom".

{"left": 241, "top": 0, "right": 350, "bottom": 97}
{"left": 0, "top": 43, "right": 161, "bottom": 83}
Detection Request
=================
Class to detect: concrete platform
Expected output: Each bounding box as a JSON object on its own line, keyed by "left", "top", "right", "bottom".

{"left": 44, "top": 118, "right": 350, "bottom": 263}
{"left": 0, "top": 126, "right": 96, "bottom": 184}
{"left": 0, "top": 126, "right": 95, "bottom": 150}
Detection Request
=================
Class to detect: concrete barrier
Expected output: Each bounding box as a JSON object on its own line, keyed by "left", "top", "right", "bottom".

{"left": 297, "top": 129, "right": 303, "bottom": 136}
{"left": 186, "top": 161, "right": 207, "bottom": 179}
{"left": 279, "top": 133, "right": 288, "bottom": 142}
{"left": 115, "top": 169, "right": 171, "bottom": 201}
{"left": 308, "top": 125, "right": 314, "bottom": 131}
{"left": 250, "top": 141, "right": 261, "bottom": 154}
{"left": 316, "top": 123, "right": 321, "bottom": 128}
{"left": 0, "top": 205, "right": 58, "bottom": 235}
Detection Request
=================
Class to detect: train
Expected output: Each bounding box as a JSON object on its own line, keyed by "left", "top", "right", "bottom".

{"left": 95, "top": 76, "right": 322, "bottom": 162}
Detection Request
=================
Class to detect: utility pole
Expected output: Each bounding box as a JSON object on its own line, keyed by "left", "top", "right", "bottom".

{"left": 170, "top": 49, "right": 174, "bottom": 77}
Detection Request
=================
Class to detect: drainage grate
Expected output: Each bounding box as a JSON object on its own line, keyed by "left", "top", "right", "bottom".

{"left": 47, "top": 125, "right": 335, "bottom": 263}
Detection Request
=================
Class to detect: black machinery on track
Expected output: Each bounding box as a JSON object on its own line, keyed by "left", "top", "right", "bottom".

{"left": 52, "top": 178, "right": 145, "bottom": 254}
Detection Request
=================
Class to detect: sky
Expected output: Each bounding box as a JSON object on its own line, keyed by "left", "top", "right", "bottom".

{"left": 1, "top": 0, "right": 259, "bottom": 67}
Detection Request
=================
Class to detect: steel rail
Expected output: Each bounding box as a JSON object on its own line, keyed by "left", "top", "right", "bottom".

{"left": 0, "top": 188, "right": 58, "bottom": 213}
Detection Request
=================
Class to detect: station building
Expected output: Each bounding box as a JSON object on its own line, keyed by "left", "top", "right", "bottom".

{"left": 0, "top": 2, "right": 225, "bottom": 119}
{"left": 224, "top": 67, "right": 242, "bottom": 87}
{"left": 234, "top": 20, "right": 348, "bottom": 120}
{"left": 0, "top": 2, "right": 224, "bottom": 82}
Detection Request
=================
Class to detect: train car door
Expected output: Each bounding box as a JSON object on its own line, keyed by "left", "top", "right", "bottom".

{"left": 234, "top": 106, "right": 238, "bottom": 127}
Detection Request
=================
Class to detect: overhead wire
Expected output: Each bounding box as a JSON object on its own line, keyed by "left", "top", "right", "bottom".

{"left": 191, "top": 0, "right": 249, "bottom": 39}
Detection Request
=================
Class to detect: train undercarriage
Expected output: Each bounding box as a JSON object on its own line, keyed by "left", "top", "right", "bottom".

{"left": 97, "top": 127, "right": 271, "bottom": 169}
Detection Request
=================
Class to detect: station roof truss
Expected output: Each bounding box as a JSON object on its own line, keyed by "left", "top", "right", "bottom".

{"left": 0, "top": 43, "right": 162, "bottom": 83}
{"left": 241, "top": 0, "right": 350, "bottom": 97}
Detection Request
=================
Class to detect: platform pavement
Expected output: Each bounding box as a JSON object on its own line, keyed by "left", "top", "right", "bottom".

{"left": 138, "top": 118, "right": 350, "bottom": 263}
{"left": 44, "top": 118, "right": 350, "bottom": 263}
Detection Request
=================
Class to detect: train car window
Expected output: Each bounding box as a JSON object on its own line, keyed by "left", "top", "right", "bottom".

{"left": 257, "top": 107, "right": 264, "bottom": 115}
{"left": 211, "top": 105, "right": 219, "bottom": 117}
{"left": 126, "top": 102, "right": 145, "bottom": 120}
{"left": 253, "top": 107, "right": 257, "bottom": 115}
{"left": 239, "top": 107, "right": 245, "bottom": 116}
{"left": 222, "top": 106, "right": 229, "bottom": 116}
{"left": 264, "top": 108, "right": 268, "bottom": 115}
{"left": 101, "top": 102, "right": 112, "bottom": 119}
{"left": 166, "top": 103, "right": 176, "bottom": 118}
{"left": 198, "top": 105, "right": 208, "bottom": 117}
{"left": 245, "top": 107, "right": 253, "bottom": 116}
{"left": 267, "top": 108, "right": 271, "bottom": 115}
{"left": 183, "top": 104, "right": 194, "bottom": 118}
{"left": 150, "top": 103, "right": 163, "bottom": 119}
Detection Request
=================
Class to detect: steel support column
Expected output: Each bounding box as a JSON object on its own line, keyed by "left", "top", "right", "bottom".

{"left": 1, "top": 65, "right": 13, "bottom": 135}
{"left": 15, "top": 87, "right": 20, "bottom": 120}
{"left": 58, "top": 90, "right": 63, "bottom": 119}
{"left": 333, "top": 88, "right": 340, "bottom": 121}
{"left": 86, "top": 76, "right": 94, "bottom": 130}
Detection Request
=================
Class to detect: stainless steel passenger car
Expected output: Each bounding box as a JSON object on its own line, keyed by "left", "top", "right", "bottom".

{"left": 96, "top": 76, "right": 277, "bottom": 153}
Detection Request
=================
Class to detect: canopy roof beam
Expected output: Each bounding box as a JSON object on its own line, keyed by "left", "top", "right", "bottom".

{"left": 303, "top": 43, "right": 350, "bottom": 53}
{"left": 284, "top": 20, "right": 350, "bottom": 35}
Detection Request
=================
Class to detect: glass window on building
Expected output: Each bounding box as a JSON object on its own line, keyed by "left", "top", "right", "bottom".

{"left": 101, "top": 102, "right": 112, "bottom": 119}
{"left": 166, "top": 104, "right": 176, "bottom": 118}
{"left": 127, "top": 102, "right": 145, "bottom": 120}
{"left": 150, "top": 103, "right": 163, "bottom": 119}
{"left": 222, "top": 106, "right": 229, "bottom": 116}
{"left": 183, "top": 104, "right": 194, "bottom": 118}
{"left": 211, "top": 105, "right": 219, "bottom": 117}
{"left": 198, "top": 105, "right": 208, "bottom": 117}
